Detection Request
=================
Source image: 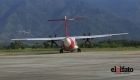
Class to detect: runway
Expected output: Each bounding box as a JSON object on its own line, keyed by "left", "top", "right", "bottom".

{"left": 0, "top": 51, "right": 140, "bottom": 80}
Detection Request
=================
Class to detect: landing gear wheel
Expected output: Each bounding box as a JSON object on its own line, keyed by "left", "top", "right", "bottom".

{"left": 60, "top": 49, "right": 63, "bottom": 53}
{"left": 77, "top": 48, "right": 81, "bottom": 52}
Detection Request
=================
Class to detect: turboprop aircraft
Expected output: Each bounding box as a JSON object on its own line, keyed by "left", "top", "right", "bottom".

{"left": 12, "top": 16, "right": 128, "bottom": 53}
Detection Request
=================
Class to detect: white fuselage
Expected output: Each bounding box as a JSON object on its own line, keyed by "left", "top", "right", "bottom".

{"left": 63, "top": 37, "right": 78, "bottom": 51}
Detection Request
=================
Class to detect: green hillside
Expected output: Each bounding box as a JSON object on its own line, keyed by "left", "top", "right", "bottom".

{"left": 0, "top": 0, "right": 140, "bottom": 42}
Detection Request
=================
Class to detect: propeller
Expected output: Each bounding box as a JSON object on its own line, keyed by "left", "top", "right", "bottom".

{"left": 82, "top": 32, "right": 93, "bottom": 47}
{"left": 48, "top": 34, "right": 59, "bottom": 48}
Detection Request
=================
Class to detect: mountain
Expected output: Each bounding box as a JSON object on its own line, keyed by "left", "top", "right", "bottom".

{"left": 0, "top": 0, "right": 140, "bottom": 42}
{"left": 85, "top": 0, "right": 140, "bottom": 26}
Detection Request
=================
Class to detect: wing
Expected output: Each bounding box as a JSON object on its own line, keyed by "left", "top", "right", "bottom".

{"left": 11, "top": 33, "right": 128, "bottom": 41}
{"left": 74, "top": 33, "right": 128, "bottom": 39}
{"left": 11, "top": 37, "right": 65, "bottom": 41}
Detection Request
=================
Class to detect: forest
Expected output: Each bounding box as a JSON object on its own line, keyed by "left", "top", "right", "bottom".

{"left": 0, "top": 40, "right": 140, "bottom": 50}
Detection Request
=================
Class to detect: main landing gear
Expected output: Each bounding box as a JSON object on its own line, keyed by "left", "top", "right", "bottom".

{"left": 60, "top": 49, "right": 64, "bottom": 53}
{"left": 77, "top": 48, "right": 81, "bottom": 52}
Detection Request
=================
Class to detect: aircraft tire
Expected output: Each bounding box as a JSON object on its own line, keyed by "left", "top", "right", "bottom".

{"left": 60, "top": 49, "right": 63, "bottom": 53}
{"left": 77, "top": 48, "right": 81, "bottom": 52}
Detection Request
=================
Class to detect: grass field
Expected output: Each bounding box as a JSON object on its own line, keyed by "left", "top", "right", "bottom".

{"left": 0, "top": 47, "right": 139, "bottom": 55}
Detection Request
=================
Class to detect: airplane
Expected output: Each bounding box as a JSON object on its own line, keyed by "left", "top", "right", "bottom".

{"left": 12, "top": 16, "right": 128, "bottom": 53}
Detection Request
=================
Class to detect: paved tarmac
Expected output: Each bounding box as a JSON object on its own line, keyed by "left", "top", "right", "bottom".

{"left": 0, "top": 51, "right": 140, "bottom": 80}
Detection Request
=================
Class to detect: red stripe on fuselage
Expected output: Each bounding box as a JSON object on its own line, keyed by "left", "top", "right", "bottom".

{"left": 69, "top": 38, "right": 74, "bottom": 49}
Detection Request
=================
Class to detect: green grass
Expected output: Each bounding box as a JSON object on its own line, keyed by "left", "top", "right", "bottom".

{"left": 0, "top": 47, "right": 139, "bottom": 55}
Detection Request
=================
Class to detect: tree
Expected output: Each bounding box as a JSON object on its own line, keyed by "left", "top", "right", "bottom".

{"left": 9, "top": 41, "right": 25, "bottom": 49}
